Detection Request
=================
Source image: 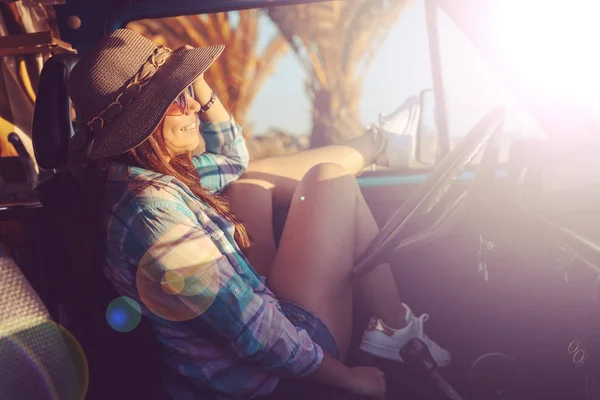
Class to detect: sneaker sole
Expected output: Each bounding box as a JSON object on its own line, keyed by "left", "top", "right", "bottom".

{"left": 360, "top": 340, "right": 452, "bottom": 367}
{"left": 360, "top": 341, "right": 403, "bottom": 362}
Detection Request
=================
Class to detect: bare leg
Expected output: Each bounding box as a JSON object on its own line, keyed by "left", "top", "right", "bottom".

{"left": 267, "top": 163, "right": 405, "bottom": 361}
{"left": 226, "top": 133, "right": 382, "bottom": 276}
{"left": 244, "top": 133, "right": 383, "bottom": 207}
{"left": 224, "top": 179, "right": 276, "bottom": 277}
{"left": 353, "top": 188, "right": 408, "bottom": 331}
{"left": 227, "top": 167, "right": 406, "bottom": 328}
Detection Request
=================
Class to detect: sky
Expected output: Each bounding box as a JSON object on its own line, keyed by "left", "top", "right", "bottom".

{"left": 245, "top": 0, "right": 545, "bottom": 144}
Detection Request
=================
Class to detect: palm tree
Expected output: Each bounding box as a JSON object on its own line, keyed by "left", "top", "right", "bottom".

{"left": 268, "top": 0, "right": 411, "bottom": 147}
{"left": 128, "top": 11, "right": 288, "bottom": 137}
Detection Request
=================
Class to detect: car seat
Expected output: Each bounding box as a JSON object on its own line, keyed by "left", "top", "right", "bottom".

{"left": 32, "top": 53, "right": 169, "bottom": 400}
{"left": 0, "top": 242, "right": 86, "bottom": 399}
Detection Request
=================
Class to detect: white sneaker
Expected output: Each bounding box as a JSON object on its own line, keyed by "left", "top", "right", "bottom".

{"left": 377, "top": 96, "right": 421, "bottom": 169}
{"left": 359, "top": 303, "right": 452, "bottom": 367}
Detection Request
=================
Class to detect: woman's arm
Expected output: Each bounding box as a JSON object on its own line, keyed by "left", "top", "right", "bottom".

{"left": 193, "top": 75, "right": 230, "bottom": 123}
{"left": 191, "top": 77, "right": 250, "bottom": 192}
{"left": 310, "top": 353, "right": 386, "bottom": 399}
{"left": 191, "top": 68, "right": 382, "bottom": 202}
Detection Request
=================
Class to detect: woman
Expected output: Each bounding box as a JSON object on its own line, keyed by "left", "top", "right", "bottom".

{"left": 69, "top": 29, "right": 450, "bottom": 399}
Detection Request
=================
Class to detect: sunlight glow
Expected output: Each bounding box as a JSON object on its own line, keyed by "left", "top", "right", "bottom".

{"left": 498, "top": 0, "right": 600, "bottom": 106}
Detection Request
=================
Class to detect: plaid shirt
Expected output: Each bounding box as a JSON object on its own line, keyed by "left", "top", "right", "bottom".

{"left": 101, "top": 117, "right": 323, "bottom": 399}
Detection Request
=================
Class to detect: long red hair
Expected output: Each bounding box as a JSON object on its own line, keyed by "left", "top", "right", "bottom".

{"left": 87, "top": 120, "right": 252, "bottom": 253}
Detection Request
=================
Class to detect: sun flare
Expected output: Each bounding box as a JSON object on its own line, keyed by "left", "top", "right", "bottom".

{"left": 498, "top": 0, "right": 600, "bottom": 106}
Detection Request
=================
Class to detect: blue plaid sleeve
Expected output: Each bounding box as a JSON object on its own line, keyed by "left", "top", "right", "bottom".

{"left": 192, "top": 116, "right": 249, "bottom": 193}
{"left": 126, "top": 202, "right": 324, "bottom": 378}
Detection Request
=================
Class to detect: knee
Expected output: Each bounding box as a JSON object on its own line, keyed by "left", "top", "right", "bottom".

{"left": 225, "top": 179, "right": 274, "bottom": 210}
{"left": 300, "top": 163, "right": 359, "bottom": 193}
{"left": 304, "top": 162, "right": 353, "bottom": 182}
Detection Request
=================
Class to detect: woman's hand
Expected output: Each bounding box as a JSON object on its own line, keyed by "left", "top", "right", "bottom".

{"left": 174, "top": 45, "right": 229, "bottom": 122}
{"left": 309, "top": 353, "right": 386, "bottom": 399}
{"left": 192, "top": 75, "right": 212, "bottom": 105}
{"left": 347, "top": 366, "right": 387, "bottom": 399}
{"left": 176, "top": 45, "right": 211, "bottom": 105}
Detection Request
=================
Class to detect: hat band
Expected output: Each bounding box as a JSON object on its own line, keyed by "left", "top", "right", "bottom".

{"left": 87, "top": 45, "right": 172, "bottom": 133}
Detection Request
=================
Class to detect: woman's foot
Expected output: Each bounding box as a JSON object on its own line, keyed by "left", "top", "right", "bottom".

{"left": 359, "top": 303, "right": 452, "bottom": 367}
{"left": 374, "top": 95, "right": 421, "bottom": 169}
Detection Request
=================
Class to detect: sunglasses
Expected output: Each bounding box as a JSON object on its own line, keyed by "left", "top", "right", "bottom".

{"left": 166, "top": 85, "right": 195, "bottom": 116}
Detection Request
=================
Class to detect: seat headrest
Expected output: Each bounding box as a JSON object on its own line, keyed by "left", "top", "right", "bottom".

{"left": 32, "top": 53, "right": 81, "bottom": 170}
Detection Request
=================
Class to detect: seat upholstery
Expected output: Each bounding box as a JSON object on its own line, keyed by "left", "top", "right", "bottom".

{"left": 0, "top": 244, "right": 86, "bottom": 399}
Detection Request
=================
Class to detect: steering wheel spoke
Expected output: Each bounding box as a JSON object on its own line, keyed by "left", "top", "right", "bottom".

{"left": 392, "top": 190, "right": 470, "bottom": 255}
{"left": 354, "top": 107, "right": 506, "bottom": 276}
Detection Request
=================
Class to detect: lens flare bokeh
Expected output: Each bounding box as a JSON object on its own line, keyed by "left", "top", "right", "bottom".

{"left": 0, "top": 317, "right": 89, "bottom": 400}
{"left": 136, "top": 224, "right": 221, "bottom": 322}
{"left": 106, "top": 296, "right": 142, "bottom": 333}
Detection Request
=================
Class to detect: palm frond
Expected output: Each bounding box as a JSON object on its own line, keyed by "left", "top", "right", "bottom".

{"left": 267, "top": 0, "right": 410, "bottom": 144}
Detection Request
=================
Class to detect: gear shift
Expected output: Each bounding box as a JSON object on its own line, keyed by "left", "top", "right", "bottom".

{"left": 400, "top": 337, "right": 463, "bottom": 400}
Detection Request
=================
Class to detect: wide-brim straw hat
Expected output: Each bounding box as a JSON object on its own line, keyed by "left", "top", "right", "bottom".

{"left": 68, "top": 28, "right": 224, "bottom": 159}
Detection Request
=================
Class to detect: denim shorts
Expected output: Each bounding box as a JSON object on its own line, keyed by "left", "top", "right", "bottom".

{"left": 271, "top": 301, "right": 340, "bottom": 396}
{"left": 279, "top": 301, "right": 340, "bottom": 359}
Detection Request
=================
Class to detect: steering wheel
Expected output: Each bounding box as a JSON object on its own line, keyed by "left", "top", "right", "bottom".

{"left": 354, "top": 107, "right": 506, "bottom": 277}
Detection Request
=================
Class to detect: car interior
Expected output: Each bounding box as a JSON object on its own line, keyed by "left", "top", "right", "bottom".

{"left": 1, "top": 0, "right": 600, "bottom": 399}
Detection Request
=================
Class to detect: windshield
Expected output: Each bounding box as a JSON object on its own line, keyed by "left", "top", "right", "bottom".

{"left": 435, "top": 5, "right": 546, "bottom": 163}
{"left": 127, "top": 0, "right": 434, "bottom": 161}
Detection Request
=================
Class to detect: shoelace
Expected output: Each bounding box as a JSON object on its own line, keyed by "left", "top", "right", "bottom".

{"left": 413, "top": 313, "right": 436, "bottom": 346}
